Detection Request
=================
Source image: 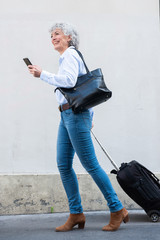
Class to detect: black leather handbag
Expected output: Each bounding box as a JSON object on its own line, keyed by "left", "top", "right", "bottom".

{"left": 55, "top": 49, "right": 112, "bottom": 113}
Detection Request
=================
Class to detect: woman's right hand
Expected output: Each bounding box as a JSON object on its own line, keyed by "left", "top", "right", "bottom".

{"left": 28, "top": 65, "right": 42, "bottom": 78}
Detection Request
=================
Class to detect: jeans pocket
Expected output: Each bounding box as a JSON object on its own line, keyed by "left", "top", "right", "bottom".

{"left": 63, "top": 109, "right": 73, "bottom": 115}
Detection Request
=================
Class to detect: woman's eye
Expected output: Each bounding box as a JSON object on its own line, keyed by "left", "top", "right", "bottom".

{"left": 51, "top": 32, "right": 60, "bottom": 38}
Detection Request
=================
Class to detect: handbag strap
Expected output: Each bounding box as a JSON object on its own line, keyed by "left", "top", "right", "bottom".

{"left": 74, "top": 49, "right": 90, "bottom": 73}
{"left": 54, "top": 48, "right": 89, "bottom": 93}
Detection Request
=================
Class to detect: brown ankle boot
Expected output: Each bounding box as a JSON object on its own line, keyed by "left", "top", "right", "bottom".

{"left": 102, "top": 208, "right": 129, "bottom": 231}
{"left": 55, "top": 213, "right": 85, "bottom": 232}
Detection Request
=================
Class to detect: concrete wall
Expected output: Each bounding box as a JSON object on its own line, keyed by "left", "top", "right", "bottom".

{"left": 2, "top": 173, "right": 160, "bottom": 215}
{"left": 0, "top": 0, "right": 160, "bottom": 214}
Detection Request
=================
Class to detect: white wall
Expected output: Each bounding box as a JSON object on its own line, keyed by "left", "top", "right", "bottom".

{"left": 0, "top": 0, "right": 160, "bottom": 174}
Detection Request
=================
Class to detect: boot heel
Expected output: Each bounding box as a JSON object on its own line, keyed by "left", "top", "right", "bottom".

{"left": 78, "top": 222, "right": 85, "bottom": 229}
{"left": 123, "top": 214, "right": 129, "bottom": 223}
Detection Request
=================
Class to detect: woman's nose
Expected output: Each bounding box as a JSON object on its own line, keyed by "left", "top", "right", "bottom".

{"left": 52, "top": 35, "right": 56, "bottom": 41}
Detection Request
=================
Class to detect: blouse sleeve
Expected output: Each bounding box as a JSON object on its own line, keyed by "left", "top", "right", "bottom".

{"left": 40, "top": 50, "right": 79, "bottom": 88}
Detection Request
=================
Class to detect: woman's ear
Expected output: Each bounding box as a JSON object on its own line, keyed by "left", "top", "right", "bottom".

{"left": 67, "top": 35, "right": 72, "bottom": 44}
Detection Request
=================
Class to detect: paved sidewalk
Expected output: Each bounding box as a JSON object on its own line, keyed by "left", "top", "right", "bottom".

{"left": 0, "top": 210, "right": 159, "bottom": 240}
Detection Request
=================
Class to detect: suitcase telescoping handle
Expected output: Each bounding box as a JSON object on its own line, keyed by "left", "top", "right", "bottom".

{"left": 91, "top": 130, "right": 119, "bottom": 171}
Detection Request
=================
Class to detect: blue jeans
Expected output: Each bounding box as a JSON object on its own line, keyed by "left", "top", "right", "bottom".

{"left": 57, "top": 109, "right": 123, "bottom": 214}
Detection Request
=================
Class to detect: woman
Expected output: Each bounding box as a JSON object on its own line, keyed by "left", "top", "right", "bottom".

{"left": 28, "top": 22, "right": 129, "bottom": 232}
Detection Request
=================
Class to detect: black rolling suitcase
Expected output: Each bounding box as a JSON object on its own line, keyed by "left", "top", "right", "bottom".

{"left": 92, "top": 132, "right": 160, "bottom": 222}
{"left": 112, "top": 160, "right": 160, "bottom": 222}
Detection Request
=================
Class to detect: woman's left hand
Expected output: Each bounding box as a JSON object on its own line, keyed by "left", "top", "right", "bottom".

{"left": 28, "top": 65, "right": 42, "bottom": 78}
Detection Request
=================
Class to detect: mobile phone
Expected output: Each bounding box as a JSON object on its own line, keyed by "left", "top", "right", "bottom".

{"left": 23, "top": 58, "right": 32, "bottom": 66}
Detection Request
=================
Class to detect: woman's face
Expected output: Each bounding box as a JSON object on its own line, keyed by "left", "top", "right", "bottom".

{"left": 51, "top": 28, "right": 71, "bottom": 55}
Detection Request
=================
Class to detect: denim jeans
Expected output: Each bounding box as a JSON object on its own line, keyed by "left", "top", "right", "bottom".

{"left": 57, "top": 108, "right": 123, "bottom": 214}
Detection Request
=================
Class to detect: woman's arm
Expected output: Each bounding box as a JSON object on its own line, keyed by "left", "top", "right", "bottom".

{"left": 28, "top": 49, "right": 80, "bottom": 88}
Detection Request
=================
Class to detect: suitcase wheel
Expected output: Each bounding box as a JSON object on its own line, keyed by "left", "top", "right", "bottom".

{"left": 149, "top": 211, "right": 160, "bottom": 222}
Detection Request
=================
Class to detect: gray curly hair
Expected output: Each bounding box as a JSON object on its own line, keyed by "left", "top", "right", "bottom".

{"left": 49, "top": 22, "right": 79, "bottom": 49}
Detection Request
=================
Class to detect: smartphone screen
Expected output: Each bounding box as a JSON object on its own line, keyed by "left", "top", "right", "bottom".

{"left": 23, "top": 58, "right": 32, "bottom": 66}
